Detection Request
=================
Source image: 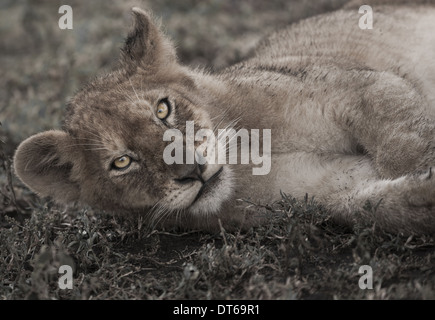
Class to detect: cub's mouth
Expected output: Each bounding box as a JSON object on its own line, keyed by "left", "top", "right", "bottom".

{"left": 193, "top": 166, "right": 224, "bottom": 204}
{"left": 187, "top": 165, "right": 233, "bottom": 215}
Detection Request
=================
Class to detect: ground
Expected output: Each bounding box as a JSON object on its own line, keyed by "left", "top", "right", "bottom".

{"left": 0, "top": 0, "right": 434, "bottom": 300}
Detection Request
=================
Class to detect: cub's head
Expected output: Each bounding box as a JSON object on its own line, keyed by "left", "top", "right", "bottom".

{"left": 13, "top": 8, "right": 233, "bottom": 221}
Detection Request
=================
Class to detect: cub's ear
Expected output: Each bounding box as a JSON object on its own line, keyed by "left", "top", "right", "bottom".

{"left": 13, "top": 130, "right": 81, "bottom": 203}
{"left": 120, "top": 7, "right": 177, "bottom": 72}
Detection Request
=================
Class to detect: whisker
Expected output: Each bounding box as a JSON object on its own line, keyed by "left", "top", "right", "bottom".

{"left": 158, "top": 206, "right": 174, "bottom": 228}
{"left": 66, "top": 143, "right": 107, "bottom": 147}
{"left": 129, "top": 78, "right": 141, "bottom": 102}
{"left": 73, "top": 137, "right": 104, "bottom": 143}
{"left": 147, "top": 199, "right": 168, "bottom": 231}
{"left": 78, "top": 128, "right": 103, "bottom": 140}
{"left": 175, "top": 208, "right": 183, "bottom": 226}
{"left": 151, "top": 204, "right": 171, "bottom": 230}
{"left": 77, "top": 127, "right": 113, "bottom": 147}
{"left": 212, "top": 109, "right": 230, "bottom": 135}
{"left": 83, "top": 147, "right": 111, "bottom": 151}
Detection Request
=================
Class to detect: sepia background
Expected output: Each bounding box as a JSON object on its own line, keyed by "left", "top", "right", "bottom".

{"left": 0, "top": 0, "right": 347, "bottom": 154}
{"left": 1, "top": 0, "right": 434, "bottom": 300}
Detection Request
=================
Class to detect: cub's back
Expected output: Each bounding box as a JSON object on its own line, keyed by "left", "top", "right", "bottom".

{"left": 253, "top": 4, "right": 435, "bottom": 114}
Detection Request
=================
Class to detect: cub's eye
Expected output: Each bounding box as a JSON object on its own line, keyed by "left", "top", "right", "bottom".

{"left": 112, "top": 155, "right": 132, "bottom": 170}
{"left": 156, "top": 99, "right": 171, "bottom": 120}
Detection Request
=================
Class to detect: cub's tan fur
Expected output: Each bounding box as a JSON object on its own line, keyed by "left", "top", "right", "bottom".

{"left": 14, "top": 1, "right": 435, "bottom": 235}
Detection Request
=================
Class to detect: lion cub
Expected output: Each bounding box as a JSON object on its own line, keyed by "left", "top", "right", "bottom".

{"left": 14, "top": 2, "right": 435, "bottom": 235}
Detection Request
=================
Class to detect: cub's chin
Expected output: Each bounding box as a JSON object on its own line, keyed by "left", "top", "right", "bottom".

{"left": 188, "top": 166, "right": 234, "bottom": 215}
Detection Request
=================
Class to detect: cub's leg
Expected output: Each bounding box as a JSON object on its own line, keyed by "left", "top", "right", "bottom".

{"left": 338, "top": 72, "right": 435, "bottom": 179}
{"left": 272, "top": 152, "right": 435, "bottom": 235}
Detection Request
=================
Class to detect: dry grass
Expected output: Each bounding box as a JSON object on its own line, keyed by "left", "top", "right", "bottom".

{"left": 1, "top": 0, "right": 434, "bottom": 300}
{"left": 1, "top": 175, "right": 434, "bottom": 300}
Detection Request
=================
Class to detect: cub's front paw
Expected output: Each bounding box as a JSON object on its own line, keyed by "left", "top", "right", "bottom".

{"left": 404, "top": 167, "right": 435, "bottom": 208}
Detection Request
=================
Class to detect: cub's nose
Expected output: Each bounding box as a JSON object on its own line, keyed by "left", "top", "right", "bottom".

{"left": 174, "top": 163, "right": 206, "bottom": 184}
